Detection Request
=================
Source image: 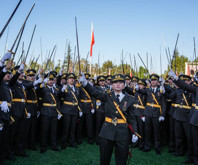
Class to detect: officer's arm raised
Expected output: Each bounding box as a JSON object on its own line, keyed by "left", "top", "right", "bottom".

{"left": 174, "top": 79, "right": 195, "bottom": 93}
{"left": 84, "top": 83, "right": 107, "bottom": 102}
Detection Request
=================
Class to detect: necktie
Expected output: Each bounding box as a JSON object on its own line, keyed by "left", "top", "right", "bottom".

{"left": 152, "top": 88, "right": 155, "bottom": 93}
{"left": 116, "top": 94, "right": 120, "bottom": 103}
{"left": 50, "top": 88, "right": 53, "bottom": 93}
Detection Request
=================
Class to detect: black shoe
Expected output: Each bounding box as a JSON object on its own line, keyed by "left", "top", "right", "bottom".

{"left": 156, "top": 150, "right": 161, "bottom": 155}
{"left": 28, "top": 146, "right": 37, "bottom": 151}
{"left": 6, "top": 154, "right": 16, "bottom": 161}
{"left": 172, "top": 153, "right": 184, "bottom": 156}
{"left": 69, "top": 144, "right": 78, "bottom": 148}
{"left": 88, "top": 140, "right": 94, "bottom": 145}
{"left": 168, "top": 149, "right": 175, "bottom": 153}
{"left": 16, "top": 152, "right": 28, "bottom": 157}
{"left": 40, "top": 148, "right": 47, "bottom": 153}
{"left": 61, "top": 145, "right": 67, "bottom": 150}
{"left": 143, "top": 149, "right": 151, "bottom": 152}
{"left": 77, "top": 140, "right": 82, "bottom": 145}
{"left": 181, "top": 159, "right": 193, "bottom": 164}
{"left": 51, "top": 147, "right": 60, "bottom": 152}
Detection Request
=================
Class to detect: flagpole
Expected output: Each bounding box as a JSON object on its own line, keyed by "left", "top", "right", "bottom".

{"left": 90, "top": 56, "right": 92, "bottom": 75}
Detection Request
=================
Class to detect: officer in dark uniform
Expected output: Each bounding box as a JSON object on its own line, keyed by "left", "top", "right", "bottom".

{"left": 0, "top": 59, "right": 15, "bottom": 164}
{"left": 39, "top": 71, "right": 61, "bottom": 153}
{"left": 60, "top": 73, "right": 82, "bottom": 149}
{"left": 165, "top": 75, "right": 192, "bottom": 157}
{"left": 125, "top": 74, "right": 131, "bottom": 86}
{"left": 164, "top": 77, "right": 176, "bottom": 153}
{"left": 23, "top": 69, "right": 42, "bottom": 150}
{"left": 131, "top": 76, "right": 139, "bottom": 87}
{"left": 56, "top": 73, "right": 67, "bottom": 88}
{"left": 137, "top": 74, "right": 166, "bottom": 154}
{"left": 95, "top": 75, "right": 107, "bottom": 145}
{"left": 106, "top": 75, "right": 112, "bottom": 90}
{"left": 125, "top": 79, "right": 147, "bottom": 150}
{"left": 9, "top": 63, "right": 28, "bottom": 157}
{"left": 79, "top": 73, "right": 138, "bottom": 165}
{"left": 77, "top": 72, "right": 94, "bottom": 145}
{"left": 168, "top": 70, "right": 196, "bottom": 163}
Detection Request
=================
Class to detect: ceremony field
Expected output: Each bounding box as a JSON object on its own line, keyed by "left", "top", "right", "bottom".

{"left": 4, "top": 142, "right": 186, "bottom": 165}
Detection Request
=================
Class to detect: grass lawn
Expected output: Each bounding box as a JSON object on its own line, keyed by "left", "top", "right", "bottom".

{"left": 4, "top": 142, "right": 187, "bottom": 165}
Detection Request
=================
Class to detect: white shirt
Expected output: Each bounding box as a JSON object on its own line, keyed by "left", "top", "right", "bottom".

{"left": 152, "top": 87, "right": 157, "bottom": 93}
{"left": 115, "top": 92, "right": 125, "bottom": 102}
{"left": 47, "top": 85, "right": 54, "bottom": 93}
{"left": 69, "top": 85, "right": 75, "bottom": 92}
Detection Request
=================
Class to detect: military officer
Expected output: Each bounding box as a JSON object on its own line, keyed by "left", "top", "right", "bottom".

{"left": 79, "top": 73, "right": 138, "bottom": 165}
{"left": 136, "top": 74, "right": 166, "bottom": 154}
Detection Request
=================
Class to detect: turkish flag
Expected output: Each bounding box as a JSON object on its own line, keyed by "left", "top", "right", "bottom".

{"left": 90, "top": 23, "right": 95, "bottom": 57}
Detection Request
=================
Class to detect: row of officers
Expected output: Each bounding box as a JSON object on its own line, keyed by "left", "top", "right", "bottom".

{"left": 0, "top": 52, "right": 198, "bottom": 165}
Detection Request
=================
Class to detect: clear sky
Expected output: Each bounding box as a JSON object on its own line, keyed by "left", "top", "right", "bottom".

{"left": 0, "top": 0, "right": 198, "bottom": 74}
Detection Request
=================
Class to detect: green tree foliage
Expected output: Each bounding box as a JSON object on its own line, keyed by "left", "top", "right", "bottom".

{"left": 168, "top": 51, "right": 189, "bottom": 74}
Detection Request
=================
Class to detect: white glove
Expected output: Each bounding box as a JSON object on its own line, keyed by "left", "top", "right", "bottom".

{"left": 160, "top": 77, "right": 164, "bottom": 85}
{"left": 79, "top": 111, "right": 83, "bottom": 117}
{"left": 43, "top": 78, "right": 49, "bottom": 84}
{"left": 168, "top": 70, "right": 178, "bottom": 80}
{"left": 1, "top": 52, "right": 12, "bottom": 63}
{"left": 135, "top": 84, "right": 139, "bottom": 91}
{"left": 34, "top": 78, "right": 43, "bottom": 86}
{"left": 79, "top": 73, "right": 87, "bottom": 87}
{"left": 37, "top": 111, "right": 40, "bottom": 118}
{"left": 89, "top": 81, "right": 94, "bottom": 87}
{"left": 18, "top": 63, "right": 25, "bottom": 73}
{"left": 58, "top": 114, "right": 62, "bottom": 120}
{"left": 91, "top": 109, "right": 95, "bottom": 114}
{"left": 160, "top": 85, "right": 165, "bottom": 94}
{"left": 27, "top": 113, "right": 31, "bottom": 119}
{"left": 1, "top": 101, "right": 9, "bottom": 113}
{"left": 159, "top": 116, "right": 165, "bottom": 122}
{"left": 132, "top": 134, "right": 138, "bottom": 143}
{"left": 0, "top": 123, "right": 3, "bottom": 131}
{"left": 61, "top": 85, "right": 67, "bottom": 92}
{"left": 59, "top": 69, "right": 62, "bottom": 76}
{"left": 141, "top": 116, "right": 145, "bottom": 122}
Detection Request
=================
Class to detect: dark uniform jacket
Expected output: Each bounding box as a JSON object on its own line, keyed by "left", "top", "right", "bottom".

{"left": 23, "top": 80, "right": 38, "bottom": 117}
{"left": 0, "top": 70, "right": 17, "bottom": 121}
{"left": 174, "top": 79, "right": 198, "bottom": 126}
{"left": 94, "top": 86, "right": 106, "bottom": 113}
{"left": 60, "top": 85, "right": 81, "bottom": 116}
{"left": 164, "top": 84, "right": 176, "bottom": 116}
{"left": 84, "top": 83, "right": 137, "bottom": 141}
{"left": 39, "top": 84, "right": 60, "bottom": 117}
{"left": 137, "top": 86, "right": 167, "bottom": 118}
{"left": 79, "top": 85, "right": 93, "bottom": 114}
{"left": 165, "top": 88, "right": 192, "bottom": 122}
{"left": 10, "top": 72, "right": 27, "bottom": 119}
{"left": 125, "top": 86, "right": 146, "bottom": 117}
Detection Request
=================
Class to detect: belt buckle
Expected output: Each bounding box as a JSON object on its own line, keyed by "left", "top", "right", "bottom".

{"left": 32, "top": 100, "right": 35, "bottom": 103}
{"left": 135, "top": 104, "right": 138, "bottom": 108}
{"left": 51, "top": 103, "right": 54, "bottom": 106}
{"left": 112, "top": 118, "right": 118, "bottom": 126}
{"left": 22, "top": 99, "right": 24, "bottom": 102}
{"left": 180, "top": 105, "right": 183, "bottom": 108}
{"left": 72, "top": 102, "right": 75, "bottom": 106}
{"left": 151, "top": 103, "right": 153, "bottom": 108}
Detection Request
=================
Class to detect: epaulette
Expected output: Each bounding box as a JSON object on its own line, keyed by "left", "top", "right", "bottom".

{"left": 40, "top": 83, "right": 45, "bottom": 88}
{"left": 76, "top": 82, "right": 81, "bottom": 88}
